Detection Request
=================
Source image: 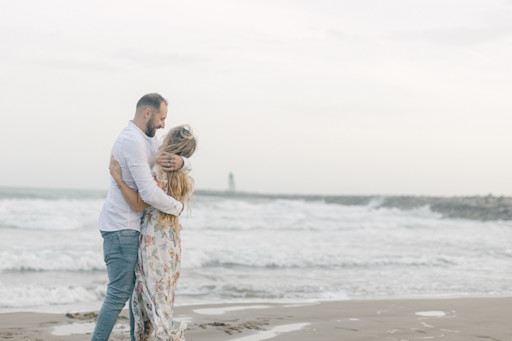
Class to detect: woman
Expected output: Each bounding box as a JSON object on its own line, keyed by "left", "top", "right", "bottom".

{"left": 109, "top": 124, "right": 197, "bottom": 341}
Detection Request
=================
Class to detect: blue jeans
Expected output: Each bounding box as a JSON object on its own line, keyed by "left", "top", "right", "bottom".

{"left": 92, "top": 229, "right": 139, "bottom": 341}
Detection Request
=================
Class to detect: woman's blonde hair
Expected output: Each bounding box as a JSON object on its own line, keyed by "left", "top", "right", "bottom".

{"left": 156, "top": 125, "right": 197, "bottom": 232}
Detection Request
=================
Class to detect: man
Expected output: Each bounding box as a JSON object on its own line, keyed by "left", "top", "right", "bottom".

{"left": 92, "top": 93, "right": 191, "bottom": 341}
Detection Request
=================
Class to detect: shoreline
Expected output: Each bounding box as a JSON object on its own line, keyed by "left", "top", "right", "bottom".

{"left": 1, "top": 297, "right": 511, "bottom": 340}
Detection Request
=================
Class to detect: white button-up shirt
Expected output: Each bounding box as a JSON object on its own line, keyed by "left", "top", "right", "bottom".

{"left": 98, "top": 121, "right": 191, "bottom": 232}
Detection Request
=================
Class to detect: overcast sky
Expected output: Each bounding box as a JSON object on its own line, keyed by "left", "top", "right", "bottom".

{"left": 1, "top": 0, "right": 511, "bottom": 196}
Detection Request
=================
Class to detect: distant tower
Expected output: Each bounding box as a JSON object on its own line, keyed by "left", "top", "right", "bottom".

{"left": 228, "top": 172, "right": 236, "bottom": 192}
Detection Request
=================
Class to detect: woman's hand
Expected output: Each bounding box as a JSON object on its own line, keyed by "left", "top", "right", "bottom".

{"left": 109, "top": 156, "right": 123, "bottom": 183}
{"left": 157, "top": 152, "right": 183, "bottom": 171}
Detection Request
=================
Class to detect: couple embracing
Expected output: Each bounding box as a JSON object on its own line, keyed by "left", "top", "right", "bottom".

{"left": 92, "top": 93, "right": 196, "bottom": 341}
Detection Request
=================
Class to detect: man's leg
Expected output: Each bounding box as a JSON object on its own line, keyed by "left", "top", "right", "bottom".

{"left": 92, "top": 229, "right": 139, "bottom": 341}
{"left": 129, "top": 291, "right": 135, "bottom": 341}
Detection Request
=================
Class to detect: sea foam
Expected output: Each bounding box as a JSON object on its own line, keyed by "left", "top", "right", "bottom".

{"left": 1, "top": 187, "right": 512, "bottom": 313}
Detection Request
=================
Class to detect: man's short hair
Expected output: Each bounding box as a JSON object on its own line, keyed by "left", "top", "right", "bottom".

{"left": 136, "top": 93, "right": 168, "bottom": 112}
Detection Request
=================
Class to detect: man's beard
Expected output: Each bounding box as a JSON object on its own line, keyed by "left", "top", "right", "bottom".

{"left": 145, "top": 116, "right": 157, "bottom": 137}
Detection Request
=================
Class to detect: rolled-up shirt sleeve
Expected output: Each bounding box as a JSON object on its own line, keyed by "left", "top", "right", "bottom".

{"left": 180, "top": 156, "right": 192, "bottom": 174}
{"left": 124, "top": 138, "right": 183, "bottom": 216}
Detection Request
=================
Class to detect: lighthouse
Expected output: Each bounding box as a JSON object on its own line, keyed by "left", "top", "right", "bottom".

{"left": 228, "top": 172, "right": 236, "bottom": 192}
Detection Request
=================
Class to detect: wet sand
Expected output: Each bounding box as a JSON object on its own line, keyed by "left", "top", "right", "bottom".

{"left": 1, "top": 297, "right": 511, "bottom": 340}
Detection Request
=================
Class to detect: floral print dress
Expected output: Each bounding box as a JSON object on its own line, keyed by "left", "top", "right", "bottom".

{"left": 132, "top": 206, "right": 186, "bottom": 340}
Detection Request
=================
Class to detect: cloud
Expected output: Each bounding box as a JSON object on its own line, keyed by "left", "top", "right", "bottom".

{"left": 326, "top": 29, "right": 347, "bottom": 41}
{"left": 387, "top": 25, "right": 512, "bottom": 46}
{"left": 111, "top": 48, "right": 211, "bottom": 68}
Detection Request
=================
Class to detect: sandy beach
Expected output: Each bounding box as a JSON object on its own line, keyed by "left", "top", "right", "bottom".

{"left": 1, "top": 297, "right": 511, "bottom": 340}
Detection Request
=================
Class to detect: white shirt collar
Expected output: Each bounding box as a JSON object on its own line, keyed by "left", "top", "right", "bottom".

{"left": 128, "top": 120, "right": 152, "bottom": 141}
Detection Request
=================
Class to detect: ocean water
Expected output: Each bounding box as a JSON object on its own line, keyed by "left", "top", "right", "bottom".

{"left": 0, "top": 187, "right": 511, "bottom": 313}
